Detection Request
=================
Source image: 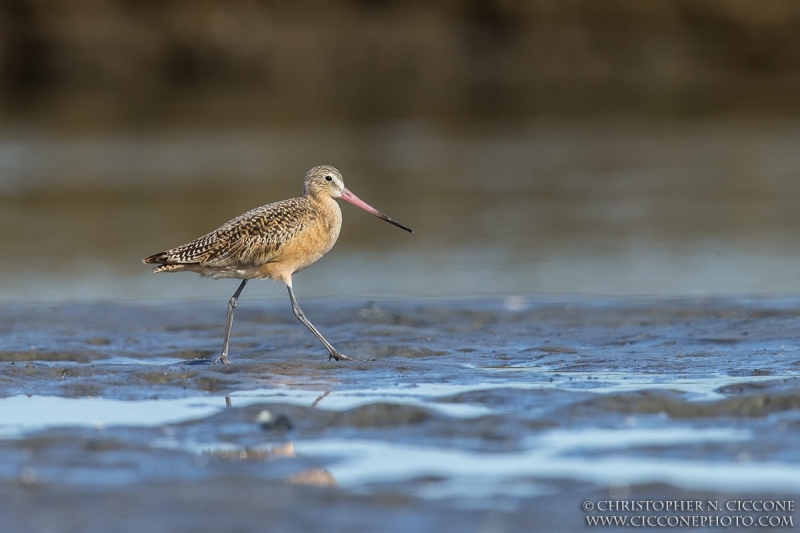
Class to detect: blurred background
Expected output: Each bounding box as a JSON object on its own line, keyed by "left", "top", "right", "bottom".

{"left": 3, "top": 0, "right": 800, "bottom": 302}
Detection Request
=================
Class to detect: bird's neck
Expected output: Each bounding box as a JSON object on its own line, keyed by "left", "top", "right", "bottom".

{"left": 305, "top": 192, "right": 341, "bottom": 217}
{"left": 305, "top": 189, "right": 331, "bottom": 205}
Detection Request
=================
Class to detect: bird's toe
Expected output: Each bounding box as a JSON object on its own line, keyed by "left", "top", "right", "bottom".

{"left": 329, "top": 351, "right": 354, "bottom": 362}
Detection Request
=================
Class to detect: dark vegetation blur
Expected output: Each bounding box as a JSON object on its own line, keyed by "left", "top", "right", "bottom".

{"left": 3, "top": 0, "right": 800, "bottom": 128}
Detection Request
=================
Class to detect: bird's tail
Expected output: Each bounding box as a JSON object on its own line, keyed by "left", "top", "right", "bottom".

{"left": 142, "top": 252, "right": 167, "bottom": 264}
{"left": 142, "top": 252, "right": 187, "bottom": 273}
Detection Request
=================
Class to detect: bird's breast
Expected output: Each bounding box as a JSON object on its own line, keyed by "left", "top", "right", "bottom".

{"left": 258, "top": 199, "right": 342, "bottom": 281}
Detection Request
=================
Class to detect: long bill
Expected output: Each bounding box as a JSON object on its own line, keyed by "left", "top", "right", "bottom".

{"left": 341, "top": 188, "right": 414, "bottom": 233}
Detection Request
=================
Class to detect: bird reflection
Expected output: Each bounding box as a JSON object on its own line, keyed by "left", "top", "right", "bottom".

{"left": 312, "top": 390, "right": 331, "bottom": 407}
{"left": 206, "top": 442, "right": 338, "bottom": 487}
{"left": 209, "top": 391, "right": 337, "bottom": 487}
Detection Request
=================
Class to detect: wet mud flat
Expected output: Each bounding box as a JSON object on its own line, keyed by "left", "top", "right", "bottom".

{"left": 1, "top": 297, "right": 799, "bottom": 532}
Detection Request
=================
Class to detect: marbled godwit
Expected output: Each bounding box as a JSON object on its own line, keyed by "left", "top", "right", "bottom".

{"left": 143, "top": 165, "right": 412, "bottom": 364}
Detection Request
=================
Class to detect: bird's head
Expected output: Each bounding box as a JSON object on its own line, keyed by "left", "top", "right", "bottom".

{"left": 302, "top": 165, "right": 414, "bottom": 233}
{"left": 303, "top": 165, "right": 345, "bottom": 199}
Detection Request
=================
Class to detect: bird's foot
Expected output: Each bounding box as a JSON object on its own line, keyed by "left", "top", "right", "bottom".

{"left": 328, "top": 351, "right": 353, "bottom": 362}
{"left": 214, "top": 353, "right": 231, "bottom": 365}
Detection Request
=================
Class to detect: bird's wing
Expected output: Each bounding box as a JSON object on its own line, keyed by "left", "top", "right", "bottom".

{"left": 149, "top": 198, "right": 314, "bottom": 267}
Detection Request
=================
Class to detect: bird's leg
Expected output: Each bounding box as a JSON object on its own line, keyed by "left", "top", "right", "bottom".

{"left": 214, "top": 279, "right": 248, "bottom": 364}
{"left": 286, "top": 285, "right": 352, "bottom": 361}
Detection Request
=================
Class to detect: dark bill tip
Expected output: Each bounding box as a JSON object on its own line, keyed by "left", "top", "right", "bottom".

{"left": 382, "top": 216, "right": 414, "bottom": 233}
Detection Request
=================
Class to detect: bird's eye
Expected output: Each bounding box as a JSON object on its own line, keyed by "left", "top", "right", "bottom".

{"left": 325, "top": 175, "right": 333, "bottom": 182}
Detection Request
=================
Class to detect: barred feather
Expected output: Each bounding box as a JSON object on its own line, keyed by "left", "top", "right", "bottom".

{"left": 144, "top": 197, "right": 316, "bottom": 268}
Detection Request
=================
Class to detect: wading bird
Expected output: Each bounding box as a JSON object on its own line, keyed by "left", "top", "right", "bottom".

{"left": 143, "top": 165, "right": 413, "bottom": 363}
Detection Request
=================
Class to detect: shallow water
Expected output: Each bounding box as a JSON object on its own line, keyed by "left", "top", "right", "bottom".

{"left": 1, "top": 298, "right": 798, "bottom": 532}
{"left": 5, "top": 120, "right": 800, "bottom": 302}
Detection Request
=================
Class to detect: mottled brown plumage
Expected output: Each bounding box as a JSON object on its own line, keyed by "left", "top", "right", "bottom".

{"left": 144, "top": 194, "right": 338, "bottom": 282}
{"left": 143, "top": 165, "right": 412, "bottom": 364}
